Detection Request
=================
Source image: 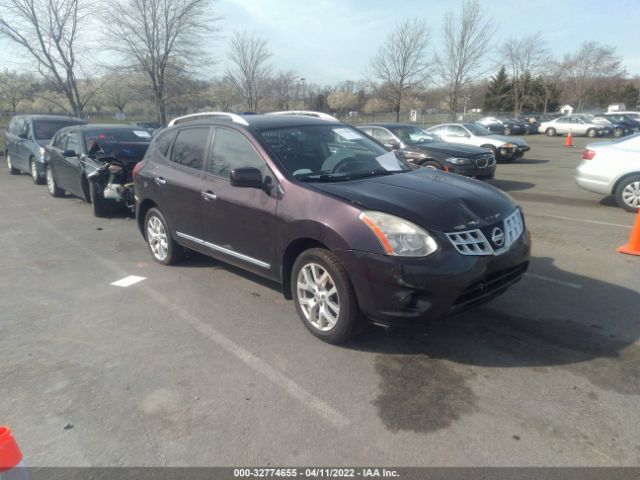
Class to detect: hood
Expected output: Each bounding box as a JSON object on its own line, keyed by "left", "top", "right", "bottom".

{"left": 93, "top": 141, "right": 150, "bottom": 164}
{"left": 310, "top": 168, "right": 516, "bottom": 232}
{"left": 482, "top": 134, "right": 528, "bottom": 146}
{"left": 409, "top": 142, "right": 488, "bottom": 157}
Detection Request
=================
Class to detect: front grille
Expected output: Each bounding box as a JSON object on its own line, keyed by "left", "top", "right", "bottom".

{"left": 446, "top": 209, "right": 524, "bottom": 256}
{"left": 473, "top": 154, "right": 495, "bottom": 168}
{"left": 454, "top": 262, "right": 528, "bottom": 307}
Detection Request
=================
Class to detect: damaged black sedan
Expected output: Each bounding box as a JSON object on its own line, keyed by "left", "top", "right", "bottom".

{"left": 44, "top": 125, "right": 151, "bottom": 216}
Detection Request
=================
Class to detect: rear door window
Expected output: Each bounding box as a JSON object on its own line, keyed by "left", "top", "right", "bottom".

{"left": 154, "top": 129, "right": 178, "bottom": 157}
{"left": 371, "top": 128, "right": 395, "bottom": 143}
{"left": 169, "top": 127, "right": 210, "bottom": 170}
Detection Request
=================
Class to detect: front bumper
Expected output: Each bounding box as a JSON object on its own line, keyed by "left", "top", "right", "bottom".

{"left": 498, "top": 145, "right": 530, "bottom": 160}
{"left": 447, "top": 162, "right": 496, "bottom": 180}
{"left": 334, "top": 230, "right": 530, "bottom": 327}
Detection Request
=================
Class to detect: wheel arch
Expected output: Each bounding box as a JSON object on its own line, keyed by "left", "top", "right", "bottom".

{"left": 611, "top": 171, "right": 640, "bottom": 195}
{"left": 280, "top": 238, "right": 330, "bottom": 300}
{"left": 137, "top": 199, "right": 158, "bottom": 238}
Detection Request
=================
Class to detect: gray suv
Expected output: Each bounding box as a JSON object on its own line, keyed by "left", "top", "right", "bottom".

{"left": 4, "top": 115, "right": 85, "bottom": 183}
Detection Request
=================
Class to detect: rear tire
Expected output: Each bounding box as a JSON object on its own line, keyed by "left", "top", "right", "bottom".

{"left": 144, "top": 207, "right": 184, "bottom": 265}
{"left": 89, "top": 181, "right": 109, "bottom": 217}
{"left": 546, "top": 128, "right": 556, "bottom": 137}
{"left": 503, "top": 127, "right": 512, "bottom": 135}
{"left": 7, "top": 152, "right": 19, "bottom": 175}
{"left": 615, "top": 175, "right": 640, "bottom": 212}
{"left": 30, "top": 158, "right": 44, "bottom": 184}
{"left": 614, "top": 128, "right": 624, "bottom": 138}
{"left": 291, "top": 248, "right": 365, "bottom": 344}
{"left": 46, "top": 165, "right": 64, "bottom": 197}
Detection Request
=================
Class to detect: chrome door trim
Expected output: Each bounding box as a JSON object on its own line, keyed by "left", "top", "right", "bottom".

{"left": 176, "top": 231, "right": 270, "bottom": 269}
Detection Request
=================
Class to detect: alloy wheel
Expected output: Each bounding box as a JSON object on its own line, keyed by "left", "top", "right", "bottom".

{"left": 46, "top": 168, "right": 55, "bottom": 194}
{"left": 147, "top": 215, "right": 169, "bottom": 261}
{"left": 31, "top": 160, "right": 38, "bottom": 181}
{"left": 296, "top": 262, "right": 340, "bottom": 332}
{"left": 622, "top": 181, "right": 640, "bottom": 209}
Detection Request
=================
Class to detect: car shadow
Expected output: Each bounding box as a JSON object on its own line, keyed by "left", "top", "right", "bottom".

{"left": 342, "top": 255, "right": 640, "bottom": 432}
{"left": 487, "top": 179, "right": 536, "bottom": 192}
{"left": 514, "top": 158, "right": 549, "bottom": 165}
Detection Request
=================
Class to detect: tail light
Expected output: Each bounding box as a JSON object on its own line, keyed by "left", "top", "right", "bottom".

{"left": 582, "top": 149, "right": 596, "bottom": 160}
{"left": 132, "top": 161, "right": 143, "bottom": 182}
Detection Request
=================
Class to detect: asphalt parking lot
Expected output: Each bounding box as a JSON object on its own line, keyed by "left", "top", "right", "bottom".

{"left": 1, "top": 134, "right": 639, "bottom": 467}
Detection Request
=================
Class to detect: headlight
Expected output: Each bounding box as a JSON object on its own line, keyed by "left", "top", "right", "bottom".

{"left": 39, "top": 146, "right": 45, "bottom": 157}
{"left": 359, "top": 211, "right": 438, "bottom": 257}
{"left": 445, "top": 157, "right": 470, "bottom": 165}
{"left": 502, "top": 143, "right": 515, "bottom": 148}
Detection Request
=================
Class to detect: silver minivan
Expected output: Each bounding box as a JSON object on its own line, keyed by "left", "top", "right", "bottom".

{"left": 4, "top": 115, "right": 85, "bottom": 183}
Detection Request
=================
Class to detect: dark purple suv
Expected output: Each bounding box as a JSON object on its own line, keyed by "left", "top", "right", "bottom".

{"left": 134, "top": 113, "right": 530, "bottom": 343}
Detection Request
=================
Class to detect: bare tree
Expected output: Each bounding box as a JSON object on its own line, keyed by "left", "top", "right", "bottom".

{"left": 225, "top": 31, "right": 272, "bottom": 112}
{"left": 370, "top": 19, "right": 431, "bottom": 122}
{"left": 561, "top": 41, "right": 624, "bottom": 112}
{"left": 104, "top": 0, "right": 218, "bottom": 125}
{"left": 0, "top": 0, "right": 94, "bottom": 117}
{"left": 436, "top": 0, "right": 493, "bottom": 121}
{"left": 501, "top": 34, "right": 549, "bottom": 115}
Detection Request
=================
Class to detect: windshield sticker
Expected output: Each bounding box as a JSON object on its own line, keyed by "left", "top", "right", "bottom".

{"left": 333, "top": 128, "right": 363, "bottom": 140}
{"left": 133, "top": 130, "right": 152, "bottom": 138}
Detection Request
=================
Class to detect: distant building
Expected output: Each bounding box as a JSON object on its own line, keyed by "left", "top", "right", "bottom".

{"left": 607, "top": 103, "right": 626, "bottom": 112}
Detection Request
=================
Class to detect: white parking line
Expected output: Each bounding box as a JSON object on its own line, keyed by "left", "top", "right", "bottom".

{"left": 1, "top": 192, "right": 350, "bottom": 429}
{"left": 525, "top": 273, "right": 582, "bottom": 289}
{"left": 110, "top": 275, "right": 146, "bottom": 287}
{"left": 527, "top": 212, "right": 632, "bottom": 229}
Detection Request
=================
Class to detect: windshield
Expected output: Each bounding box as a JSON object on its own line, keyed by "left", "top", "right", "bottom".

{"left": 256, "top": 125, "right": 412, "bottom": 182}
{"left": 33, "top": 121, "right": 82, "bottom": 140}
{"left": 83, "top": 128, "right": 152, "bottom": 150}
{"left": 464, "top": 123, "right": 491, "bottom": 136}
{"left": 387, "top": 126, "right": 442, "bottom": 145}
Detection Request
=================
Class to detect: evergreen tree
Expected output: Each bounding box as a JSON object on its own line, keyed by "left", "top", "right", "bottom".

{"left": 483, "top": 67, "right": 512, "bottom": 113}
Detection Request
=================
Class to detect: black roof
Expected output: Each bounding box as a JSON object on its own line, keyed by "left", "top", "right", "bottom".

{"left": 357, "top": 123, "right": 418, "bottom": 129}
{"left": 13, "top": 114, "right": 85, "bottom": 123}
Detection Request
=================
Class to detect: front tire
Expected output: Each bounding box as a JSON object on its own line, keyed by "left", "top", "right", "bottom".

{"left": 614, "top": 128, "right": 624, "bottom": 138}
{"left": 587, "top": 128, "right": 597, "bottom": 138}
{"left": 291, "top": 248, "right": 364, "bottom": 344}
{"left": 30, "top": 158, "right": 44, "bottom": 184}
{"left": 615, "top": 175, "right": 640, "bottom": 212}
{"left": 46, "top": 165, "right": 64, "bottom": 197}
{"left": 89, "top": 181, "right": 109, "bottom": 217}
{"left": 546, "top": 128, "right": 556, "bottom": 137}
{"left": 420, "top": 160, "right": 442, "bottom": 170}
{"left": 144, "top": 207, "right": 183, "bottom": 265}
{"left": 7, "top": 152, "right": 20, "bottom": 175}
{"left": 503, "top": 127, "right": 511, "bottom": 136}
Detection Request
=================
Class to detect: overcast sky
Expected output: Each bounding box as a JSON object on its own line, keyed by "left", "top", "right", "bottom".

{"left": 1, "top": 0, "right": 639, "bottom": 85}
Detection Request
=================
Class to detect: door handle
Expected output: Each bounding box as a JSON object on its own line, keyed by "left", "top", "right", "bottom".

{"left": 155, "top": 177, "right": 166, "bottom": 185}
{"left": 201, "top": 191, "right": 217, "bottom": 201}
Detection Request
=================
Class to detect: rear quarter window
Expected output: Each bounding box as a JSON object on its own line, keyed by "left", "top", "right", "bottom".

{"left": 153, "top": 129, "right": 178, "bottom": 157}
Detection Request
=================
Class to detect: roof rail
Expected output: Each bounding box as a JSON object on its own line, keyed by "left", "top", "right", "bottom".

{"left": 167, "top": 112, "right": 249, "bottom": 127}
{"left": 266, "top": 110, "right": 339, "bottom": 122}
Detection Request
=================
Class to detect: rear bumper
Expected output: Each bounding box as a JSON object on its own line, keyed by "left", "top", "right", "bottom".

{"left": 575, "top": 162, "right": 613, "bottom": 195}
{"left": 334, "top": 231, "right": 530, "bottom": 327}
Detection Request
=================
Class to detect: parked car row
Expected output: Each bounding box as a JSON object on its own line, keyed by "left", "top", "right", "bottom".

{"left": 4, "top": 111, "right": 531, "bottom": 344}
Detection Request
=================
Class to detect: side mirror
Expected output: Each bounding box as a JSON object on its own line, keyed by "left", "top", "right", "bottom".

{"left": 385, "top": 139, "right": 400, "bottom": 149}
{"left": 18, "top": 132, "right": 28, "bottom": 140}
{"left": 230, "top": 167, "right": 263, "bottom": 189}
{"left": 63, "top": 149, "right": 77, "bottom": 157}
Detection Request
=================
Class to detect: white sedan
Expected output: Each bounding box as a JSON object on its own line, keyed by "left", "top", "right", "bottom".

{"left": 575, "top": 133, "right": 640, "bottom": 211}
{"left": 538, "top": 115, "right": 606, "bottom": 137}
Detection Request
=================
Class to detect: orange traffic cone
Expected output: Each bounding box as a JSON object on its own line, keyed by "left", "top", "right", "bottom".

{"left": 564, "top": 129, "right": 573, "bottom": 147}
{"left": 617, "top": 209, "right": 640, "bottom": 256}
{"left": 0, "top": 427, "right": 29, "bottom": 480}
